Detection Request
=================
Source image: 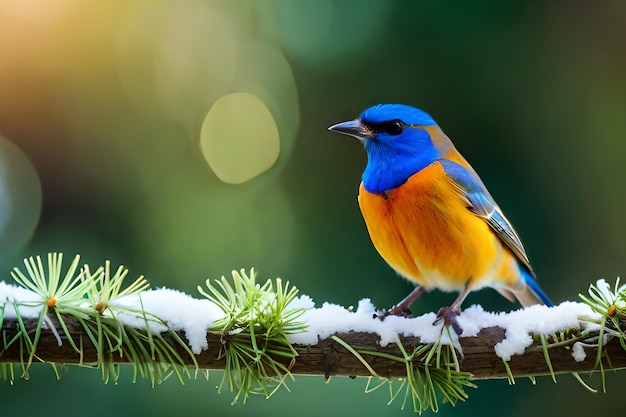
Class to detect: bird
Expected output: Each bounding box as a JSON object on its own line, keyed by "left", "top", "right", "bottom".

{"left": 328, "top": 103, "right": 552, "bottom": 334}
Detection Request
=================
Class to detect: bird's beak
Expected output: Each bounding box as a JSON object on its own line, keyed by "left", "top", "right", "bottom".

{"left": 328, "top": 119, "right": 371, "bottom": 140}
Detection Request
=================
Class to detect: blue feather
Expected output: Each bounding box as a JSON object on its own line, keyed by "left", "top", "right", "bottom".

{"left": 519, "top": 266, "right": 554, "bottom": 306}
{"left": 359, "top": 105, "right": 440, "bottom": 193}
{"left": 360, "top": 104, "right": 436, "bottom": 126}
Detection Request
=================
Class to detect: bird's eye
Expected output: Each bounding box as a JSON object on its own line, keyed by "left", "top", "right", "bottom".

{"left": 384, "top": 120, "right": 404, "bottom": 136}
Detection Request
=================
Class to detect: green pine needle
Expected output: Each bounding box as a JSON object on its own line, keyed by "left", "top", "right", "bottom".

{"left": 340, "top": 331, "right": 475, "bottom": 414}
{"left": 578, "top": 278, "right": 626, "bottom": 392}
{"left": 198, "top": 268, "right": 306, "bottom": 403}
{"left": 2, "top": 253, "right": 196, "bottom": 385}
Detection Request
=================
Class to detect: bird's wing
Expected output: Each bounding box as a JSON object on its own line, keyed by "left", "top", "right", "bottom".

{"left": 439, "top": 159, "right": 533, "bottom": 273}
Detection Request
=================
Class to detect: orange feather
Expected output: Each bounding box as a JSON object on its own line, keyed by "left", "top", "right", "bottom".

{"left": 358, "top": 160, "right": 521, "bottom": 293}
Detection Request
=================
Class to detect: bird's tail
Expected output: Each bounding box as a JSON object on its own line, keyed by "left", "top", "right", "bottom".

{"left": 514, "top": 267, "right": 553, "bottom": 307}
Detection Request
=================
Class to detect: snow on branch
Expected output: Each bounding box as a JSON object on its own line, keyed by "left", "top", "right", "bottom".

{"left": 1, "top": 309, "right": 625, "bottom": 378}
{"left": 1, "top": 253, "right": 626, "bottom": 413}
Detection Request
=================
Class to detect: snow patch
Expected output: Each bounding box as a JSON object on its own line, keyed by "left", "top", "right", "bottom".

{"left": 111, "top": 288, "right": 226, "bottom": 354}
{"left": 288, "top": 299, "right": 600, "bottom": 362}
{"left": 0, "top": 281, "right": 44, "bottom": 319}
{"left": 572, "top": 342, "right": 587, "bottom": 362}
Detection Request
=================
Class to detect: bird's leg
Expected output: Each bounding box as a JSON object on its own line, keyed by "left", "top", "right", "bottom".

{"left": 376, "top": 286, "right": 425, "bottom": 319}
{"left": 434, "top": 283, "right": 471, "bottom": 335}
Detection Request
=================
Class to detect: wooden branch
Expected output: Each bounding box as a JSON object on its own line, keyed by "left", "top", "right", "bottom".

{"left": 2, "top": 315, "right": 624, "bottom": 379}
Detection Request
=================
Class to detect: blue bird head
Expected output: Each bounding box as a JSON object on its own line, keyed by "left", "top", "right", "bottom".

{"left": 329, "top": 104, "right": 444, "bottom": 193}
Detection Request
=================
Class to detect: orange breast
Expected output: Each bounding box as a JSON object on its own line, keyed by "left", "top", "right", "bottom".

{"left": 358, "top": 161, "right": 502, "bottom": 291}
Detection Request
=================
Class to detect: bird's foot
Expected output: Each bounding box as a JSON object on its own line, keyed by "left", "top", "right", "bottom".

{"left": 434, "top": 306, "right": 463, "bottom": 335}
{"left": 375, "top": 304, "right": 413, "bottom": 320}
{"left": 374, "top": 286, "right": 424, "bottom": 320}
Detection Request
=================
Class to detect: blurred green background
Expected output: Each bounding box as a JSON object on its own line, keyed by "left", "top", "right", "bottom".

{"left": 1, "top": 0, "right": 626, "bottom": 415}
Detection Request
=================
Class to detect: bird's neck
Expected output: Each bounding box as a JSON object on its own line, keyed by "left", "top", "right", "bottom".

{"left": 362, "top": 141, "right": 438, "bottom": 194}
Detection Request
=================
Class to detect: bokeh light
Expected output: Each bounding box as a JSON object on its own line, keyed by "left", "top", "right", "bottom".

{"left": 0, "top": 136, "right": 42, "bottom": 261}
{"left": 227, "top": 40, "right": 300, "bottom": 176}
{"left": 200, "top": 92, "right": 280, "bottom": 184}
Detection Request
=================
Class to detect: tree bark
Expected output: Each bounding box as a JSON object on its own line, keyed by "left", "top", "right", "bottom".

{"left": 1, "top": 315, "right": 623, "bottom": 379}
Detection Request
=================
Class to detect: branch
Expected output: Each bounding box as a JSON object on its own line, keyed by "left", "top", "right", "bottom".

{"left": 2, "top": 253, "right": 626, "bottom": 413}
{"left": 1, "top": 314, "right": 624, "bottom": 379}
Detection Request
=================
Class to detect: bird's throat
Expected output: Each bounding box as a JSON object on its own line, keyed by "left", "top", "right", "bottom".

{"left": 362, "top": 144, "right": 437, "bottom": 194}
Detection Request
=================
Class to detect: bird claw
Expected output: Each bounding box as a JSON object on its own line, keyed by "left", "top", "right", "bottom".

{"left": 434, "top": 306, "right": 463, "bottom": 335}
{"left": 374, "top": 305, "right": 413, "bottom": 320}
{"left": 374, "top": 286, "right": 424, "bottom": 320}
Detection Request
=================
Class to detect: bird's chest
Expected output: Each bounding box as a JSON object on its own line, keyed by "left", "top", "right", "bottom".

{"left": 357, "top": 162, "right": 496, "bottom": 287}
{"left": 358, "top": 164, "right": 459, "bottom": 252}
